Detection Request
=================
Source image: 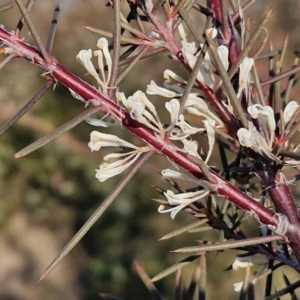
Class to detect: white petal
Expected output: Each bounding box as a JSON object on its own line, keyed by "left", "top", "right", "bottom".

{"left": 247, "top": 104, "right": 264, "bottom": 119}
{"left": 165, "top": 99, "right": 180, "bottom": 125}
{"left": 237, "top": 128, "right": 253, "bottom": 147}
{"left": 95, "top": 152, "right": 141, "bottom": 182}
{"left": 217, "top": 45, "right": 229, "bottom": 71}
{"left": 86, "top": 117, "right": 117, "bottom": 127}
{"left": 233, "top": 281, "right": 243, "bottom": 292}
{"left": 146, "top": 80, "right": 177, "bottom": 98}
{"left": 203, "top": 119, "right": 216, "bottom": 163}
{"left": 163, "top": 69, "right": 186, "bottom": 83}
{"left": 284, "top": 101, "right": 299, "bottom": 124}
{"left": 239, "top": 57, "right": 254, "bottom": 88}
{"left": 97, "top": 38, "right": 112, "bottom": 81}
{"left": 76, "top": 49, "right": 99, "bottom": 81}
{"left": 88, "top": 131, "right": 137, "bottom": 151}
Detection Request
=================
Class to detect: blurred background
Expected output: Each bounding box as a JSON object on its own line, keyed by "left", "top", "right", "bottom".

{"left": 1, "top": 0, "right": 300, "bottom": 299}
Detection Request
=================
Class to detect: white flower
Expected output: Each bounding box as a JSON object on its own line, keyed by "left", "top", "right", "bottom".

{"left": 283, "top": 101, "right": 299, "bottom": 125}
{"left": 237, "top": 57, "right": 254, "bottom": 98}
{"left": 217, "top": 45, "right": 229, "bottom": 71}
{"left": 76, "top": 38, "right": 112, "bottom": 94}
{"left": 86, "top": 117, "right": 118, "bottom": 127}
{"left": 88, "top": 131, "right": 149, "bottom": 182}
{"left": 169, "top": 114, "right": 203, "bottom": 140}
{"left": 161, "top": 169, "right": 199, "bottom": 184}
{"left": 178, "top": 24, "right": 215, "bottom": 88}
{"left": 76, "top": 49, "right": 100, "bottom": 82}
{"left": 247, "top": 104, "right": 275, "bottom": 147}
{"left": 163, "top": 69, "right": 187, "bottom": 94}
{"left": 182, "top": 138, "right": 202, "bottom": 159}
{"left": 185, "top": 94, "right": 223, "bottom": 125}
{"left": 165, "top": 99, "right": 180, "bottom": 126}
{"left": 232, "top": 254, "right": 268, "bottom": 292}
{"left": 163, "top": 69, "right": 186, "bottom": 84}
{"left": 149, "top": 31, "right": 160, "bottom": 39}
{"left": 232, "top": 255, "right": 255, "bottom": 270}
{"left": 146, "top": 80, "right": 178, "bottom": 98}
{"left": 237, "top": 123, "right": 280, "bottom": 162}
{"left": 233, "top": 281, "right": 244, "bottom": 292}
{"left": 96, "top": 148, "right": 147, "bottom": 182}
{"left": 158, "top": 189, "right": 210, "bottom": 219}
{"left": 88, "top": 131, "right": 139, "bottom": 152}
{"left": 237, "top": 128, "right": 252, "bottom": 147}
{"left": 117, "top": 90, "right": 165, "bottom": 135}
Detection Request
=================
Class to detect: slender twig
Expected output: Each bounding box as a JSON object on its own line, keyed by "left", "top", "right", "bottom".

{"left": 176, "top": 0, "right": 204, "bottom": 44}
{"left": 283, "top": 57, "right": 298, "bottom": 104}
{"left": 15, "top": 0, "right": 34, "bottom": 37}
{"left": 116, "top": 45, "right": 150, "bottom": 85}
{"left": 45, "top": 3, "right": 60, "bottom": 53}
{"left": 252, "top": 64, "right": 266, "bottom": 105}
{"left": 0, "top": 2, "right": 15, "bottom": 12}
{"left": 83, "top": 26, "right": 156, "bottom": 46}
{"left": 172, "top": 235, "right": 284, "bottom": 253}
{"left": 264, "top": 279, "right": 300, "bottom": 300}
{"left": 38, "top": 150, "right": 153, "bottom": 281}
{"left": 227, "top": 8, "right": 272, "bottom": 81}
{"left": 178, "top": 43, "right": 207, "bottom": 116}
{"left": 118, "top": 47, "right": 165, "bottom": 69}
{"left": 134, "top": 261, "right": 163, "bottom": 300}
{"left": 273, "top": 60, "right": 281, "bottom": 114}
{"left": 0, "top": 53, "right": 18, "bottom": 70}
{"left": 15, "top": 105, "right": 103, "bottom": 158}
{"left": 206, "top": 30, "right": 248, "bottom": 128}
{"left": 0, "top": 80, "right": 53, "bottom": 136}
{"left": 108, "top": 0, "right": 121, "bottom": 100}
{"left": 257, "top": 50, "right": 281, "bottom": 60}
{"left": 232, "top": 0, "right": 258, "bottom": 22}
{"left": 15, "top": 0, "right": 52, "bottom": 64}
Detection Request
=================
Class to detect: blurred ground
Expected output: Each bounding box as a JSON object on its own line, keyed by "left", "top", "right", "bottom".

{"left": 1, "top": 1, "right": 300, "bottom": 299}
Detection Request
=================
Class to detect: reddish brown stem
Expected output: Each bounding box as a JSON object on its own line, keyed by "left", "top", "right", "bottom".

{"left": 210, "top": 0, "right": 222, "bottom": 25}
{"left": 258, "top": 168, "right": 300, "bottom": 260}
{"left": 6, "top": 27, "right": 300, "bottom": 263}
{"left": 0, "top": 27, "right": 278, "bottom": 227}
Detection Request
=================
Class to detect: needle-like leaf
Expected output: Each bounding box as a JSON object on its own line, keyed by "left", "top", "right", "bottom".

{"left": 38, "top": 151, "right": 152, "bottom": 282}
{"left": 0, "top": 81, "right": 53, "bottom": 136}
{"left": 134, "top": 261, "right": 163, "bottom": 300}
{"left": 159, "top": 219, "right": 209, "bottom": 241}
{"left": 172, "top": 235, "right": 284, "bottom": 253}
{"left": 151, "top": 255, "right": 200, "bottom": 282}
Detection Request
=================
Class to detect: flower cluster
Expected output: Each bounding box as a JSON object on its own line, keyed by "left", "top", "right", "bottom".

{"left": 88, "top": 131, "right": 149, "bottom": 182}
{"left": 232, "top": 253, "right": 268, "bottom": 292}
{"left": 158, "top": 169, "right": 210, "bottom": 219}
{"left": 178, "top": 24, "right": 229, "bottom": 91}
{"left": 237, "top": 101, "right": 300, "bottom": 164}
{"left": 76, "top": 38, "right": 112, "bottom": 95}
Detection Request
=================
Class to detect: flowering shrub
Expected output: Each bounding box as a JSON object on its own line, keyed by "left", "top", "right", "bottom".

{"left": 2, "top": 0, "right": 300, "bottom": 299}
